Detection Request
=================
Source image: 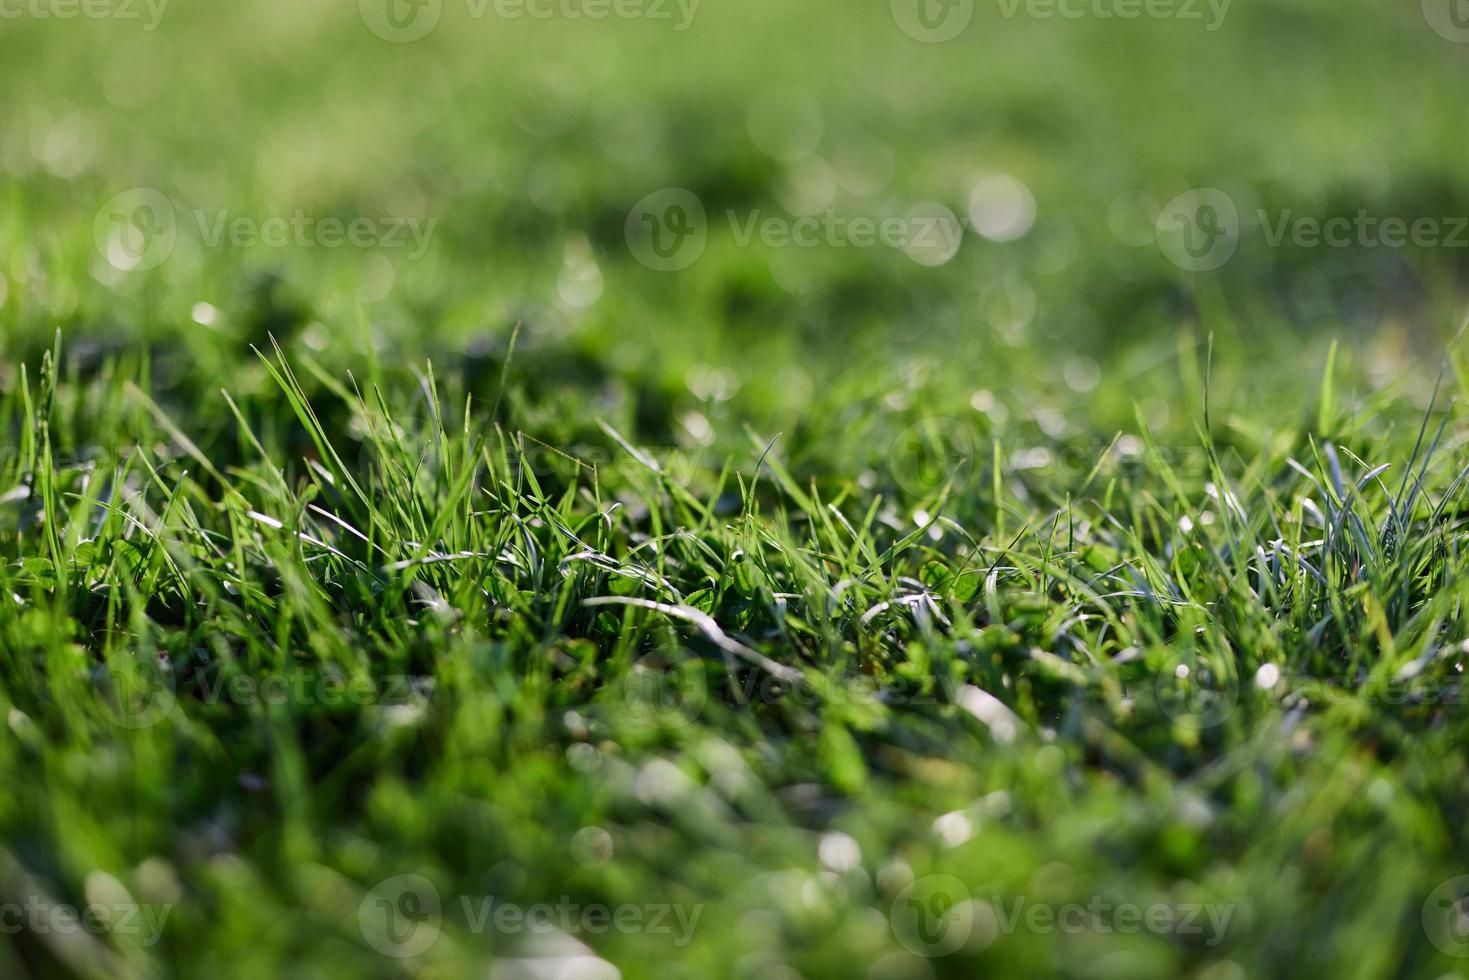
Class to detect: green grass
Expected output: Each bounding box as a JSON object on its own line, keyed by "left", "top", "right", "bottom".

{"left": 4, "top": 1, "right": 1469, "bottom": 977}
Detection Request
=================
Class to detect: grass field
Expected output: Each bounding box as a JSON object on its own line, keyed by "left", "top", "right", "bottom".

{"left": 4, "top": 0, "right": 1469, "bottom": 977}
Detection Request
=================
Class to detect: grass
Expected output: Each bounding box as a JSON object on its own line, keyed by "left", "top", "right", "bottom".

{"left": 4, "top": 0, "right": 1469, "bottom": 978}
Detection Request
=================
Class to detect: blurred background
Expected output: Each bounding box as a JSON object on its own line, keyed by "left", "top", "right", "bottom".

{"left": 2, "top": 0, "right": 1467, "bottom": 434}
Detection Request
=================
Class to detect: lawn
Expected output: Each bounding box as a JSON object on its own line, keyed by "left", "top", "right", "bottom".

{"left": 3, "top": 0, "right": 1469, "bottom": 977}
